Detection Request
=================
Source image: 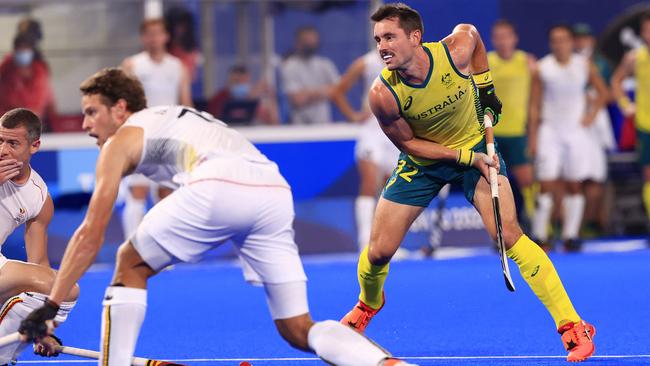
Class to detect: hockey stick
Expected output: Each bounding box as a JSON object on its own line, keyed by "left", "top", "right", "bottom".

{"left": 58, "top": 345, "right": 185, "bottom": 366}
{"left": 484, "top": 114, "right": 516, "bottom": 292}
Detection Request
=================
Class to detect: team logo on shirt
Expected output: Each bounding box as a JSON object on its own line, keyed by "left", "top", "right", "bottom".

{"left": 403, "top": 96, "right": 413, "bottom": 111}
{"left": 14, "top": 208, "right": 26, "bottom": 224}
{"left": 441, "top": 73, "right": 453, "bottom": 87}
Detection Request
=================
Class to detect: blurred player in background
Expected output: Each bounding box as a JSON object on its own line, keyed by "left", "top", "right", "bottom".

{"left": 20, "top": 68, "right": 414, "bottom": 366}
{"left": 612, "top": 14, "right": 650, "bottom": 230}
{"left": 120, "top": 18, "right": 193, "bottom": 241}
{"left": 341, "top": 4, "right": 596, "bottom": 362}
{"left": 488, "top": 19, "right": 538, "bottom": 230}
{"left": 531, "top": 24, "right": 608, "bottom": 252}
{"left": 331, "top": 51, "right": 401, "bottom": 253}
{"left": 573, "top": 23, "right": 615, "bottom": 237}
{"left": 0, "top": 108, "right": 78, "bottom": 364}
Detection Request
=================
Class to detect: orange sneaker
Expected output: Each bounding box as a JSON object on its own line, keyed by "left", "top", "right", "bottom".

{"left": 380, "top": 358, "right": 417, "bottom": 366}
{"left": 340, "top": 293, "right": 385, "bottom": 333}
{"left": 558, "top": 320, "right": 596, "bottom": 362}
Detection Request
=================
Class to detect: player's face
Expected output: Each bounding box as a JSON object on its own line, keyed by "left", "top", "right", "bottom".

{"left": 642, "top": 20, "right": 650, "bottom": 46}
{"left": 574, "top": 35, "right": 594, "bottom": 54}
{"left": 0, "top": 125, "right": 38, "bottom": 165}
{"left": 549, "top": 28, "right": 574, "bottom": 60}
{"left": 81, "top": 94, "right": 125, "bottom": 147}
{"left": 141, "top": 23, "right": 169, "bottom": 53}
{"left": 374, "top": 17, "right": 420, "bottom": 70}
{"left": 491, "top": 25, "right": 518, "bottom": 55}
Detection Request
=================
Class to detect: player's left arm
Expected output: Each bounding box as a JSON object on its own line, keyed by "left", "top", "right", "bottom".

{"left": 24, "top": 194, "right": 54, "bottom": 268}
{"left": 443, "top": 24, "right": 502, "bottom": 123}
{"left": 179, "top": 65, "right": 193, "bottom": 107}
{"left": 583, "top": 61, "right": 609, "bottom": 126}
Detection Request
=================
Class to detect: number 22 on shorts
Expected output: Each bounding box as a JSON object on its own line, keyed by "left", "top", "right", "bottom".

{"left": 385, "top": 159, "right": 419, "bottom": 189}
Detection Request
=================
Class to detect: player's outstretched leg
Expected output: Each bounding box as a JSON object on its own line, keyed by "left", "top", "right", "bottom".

{"left": 100, "top": 241, "right": 155, "bottom": 366}
{"left": 343, "top": 198, "right": 423, "bottom": 333}
{"left": 267, "top": 282, "right": 414, "bottom": 366}
{"left": 474, "top": 176, "right": 595, "bottom": 362}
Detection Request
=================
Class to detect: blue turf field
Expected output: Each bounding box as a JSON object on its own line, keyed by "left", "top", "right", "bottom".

{"left": 17, "top": 248, "right": 650, "bottom": 365}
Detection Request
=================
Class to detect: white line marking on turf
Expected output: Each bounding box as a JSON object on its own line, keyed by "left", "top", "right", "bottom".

{"left": 18, "top": 354, "right": 650, "bottom": 363}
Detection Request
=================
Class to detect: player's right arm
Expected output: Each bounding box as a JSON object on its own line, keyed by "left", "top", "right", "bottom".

{"left": 47, "top": 128, "right": 141, "bottom": 306}
{"left": 369, "top": 79, "right": 498, "bottom": 179}
{"left": 331, "top": 56, "right": 371, "bottom": 122}
{"left": 611, "top": 50, "right": 637, "bottom": 117}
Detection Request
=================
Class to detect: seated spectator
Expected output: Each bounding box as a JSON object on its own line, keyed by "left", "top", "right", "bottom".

{"left": 281, "top": 26, "right": 339, "bottom": 124}
{"left": 0, "top": 33, "right": 56, "bottom": 125}
{"left": 207, "top": 65, "right": 279, "bottom": 125}
{"left": 165, "top": 6, "right": 201, "bottom": 82}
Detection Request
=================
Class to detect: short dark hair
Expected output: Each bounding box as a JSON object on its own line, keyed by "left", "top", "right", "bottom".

{"left": 79, "top": 68, "right": 147, "bottom": 113}
{"left": 295, "top": 25, "right": 318, "bottom": 38}
{"left": 492, "top": 19, "right": 516, "bottom": 33}
{"left": 642, "top": 12, "right": 650, "bottom": 26}
{"left": 0, "top": 108, "right": 42, "bottom": 142}
{"left": 371, "top": 3, "right": 424, "bottom": 38}
{"left": 548, "top": 23, "right": 574, "bottom": 38}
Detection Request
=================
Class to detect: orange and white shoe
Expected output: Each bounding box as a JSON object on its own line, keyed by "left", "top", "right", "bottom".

{"left": 380, "top": 358, "right": 418, "bottom": 366}
{"left": 559, "top": 320, "right": 596, "bottom": 362}
{"left": 340, "top": 293, "right": 385, "bottom": 333}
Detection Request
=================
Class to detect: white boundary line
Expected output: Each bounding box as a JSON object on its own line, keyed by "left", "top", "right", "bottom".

{"left": 18, "top": 354, "right": 650, "bottom": 363}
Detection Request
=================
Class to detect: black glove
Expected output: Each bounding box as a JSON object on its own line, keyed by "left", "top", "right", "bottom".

{"left": 19, "top": 299, "right": 59, "bottom": 341}
{"left": 474, "top": 70, "right": 502, "bottom": 125}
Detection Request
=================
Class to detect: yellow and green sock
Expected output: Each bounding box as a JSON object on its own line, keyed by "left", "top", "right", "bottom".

{"left": 507, "top": 235, "right": 581, "bottom": 328}
{"left": 357, "top": 245, "right": 389, "bottom": 309}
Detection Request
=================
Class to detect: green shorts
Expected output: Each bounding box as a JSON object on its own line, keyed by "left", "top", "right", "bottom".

{"left": 382, "top": 140, "right": 508, "bottom": 207}
{"left": 637, "top": 129, "right": 650, "bottom": 166}
{"left": 495, "top": 135, "right": 530, "bottom": 167}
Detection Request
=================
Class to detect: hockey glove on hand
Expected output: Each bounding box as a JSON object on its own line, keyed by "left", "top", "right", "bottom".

{"left": 19, "top": 299, "right": 59, "bottom": 341}
{"left": 474, "top": 70, "right": 502, "bottom": 125}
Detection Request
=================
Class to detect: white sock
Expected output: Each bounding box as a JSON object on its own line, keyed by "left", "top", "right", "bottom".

{"left": 355, "top": 196, "right": 376, "bottom": 251}
{"left": 122, "top": 197, "right": 146, "bottom": 240}
{"left": 0, "top": 293, "right": 75, "bottom": 363}
{"left": 562, "top": 194, "right": 585, "bottom": 240}
{"left": 308, "top": 320, "right": 390, "bottom": 366}
{"left": 532, "top": 192, "right": 553, "bottom": 241}
{"left": 100, "top": 287, "right": 147, "bottom": 366}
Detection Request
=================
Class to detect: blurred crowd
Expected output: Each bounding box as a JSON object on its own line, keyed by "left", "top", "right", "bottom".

{"left": 1, "top": 6, "right": 649, "bottom": 250}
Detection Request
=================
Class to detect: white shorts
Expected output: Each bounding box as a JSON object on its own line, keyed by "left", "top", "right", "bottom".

{"left": 355, "top": 117, "right": 400, "bottom": 176}
{"left": 535, "top": 124, "right": 596, "bottom": 182}
{"left": 132, "top": 179, "right": 307, "bottom": 286}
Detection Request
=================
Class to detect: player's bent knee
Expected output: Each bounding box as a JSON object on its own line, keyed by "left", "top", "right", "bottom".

{"left": 367, "top": 244, "right": 394, "bottom": 265}
{"left": 274, "top": 314, "right": 313, "bottom": 351}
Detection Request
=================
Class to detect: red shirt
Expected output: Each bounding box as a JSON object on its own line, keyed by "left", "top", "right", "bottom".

{"left": 0, "top": 55, "right": 54, "bottom": 118}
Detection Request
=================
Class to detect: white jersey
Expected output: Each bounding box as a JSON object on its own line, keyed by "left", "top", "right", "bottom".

{"left": 124, "top": 106, "right": 289, "bottom": 189}
{"left": 0, "top": 168, "right": 48, "bottom": 246}
{"left": 131, "top": 52, "right": 184, "bottom": 107}
{"left": 362, "top": 51, "right": 384, "bottom": 105}
{"left": 539, "top": 53, "right": 589, "bottom": 129}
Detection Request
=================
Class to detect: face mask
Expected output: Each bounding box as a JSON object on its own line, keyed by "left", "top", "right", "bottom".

{"left": 14, "top": 50, "right": 34, "bottom": 66}
{"left": 230, "top": 83, "right": 251, "bottom": 99}
{"left": 298, "top": 46, "right": 318, "bottom": 58}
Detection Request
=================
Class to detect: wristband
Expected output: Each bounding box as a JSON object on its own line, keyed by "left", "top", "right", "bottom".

{"left": 456, "top": 148, "right": 475, "bottom": 166}
{"left": 474, "top": 70, "right": 493, "bottom": 88}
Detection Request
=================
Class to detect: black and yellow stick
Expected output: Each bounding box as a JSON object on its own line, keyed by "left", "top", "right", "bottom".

{"left": 483, "top": 114, "right": 516, "bottom": 292}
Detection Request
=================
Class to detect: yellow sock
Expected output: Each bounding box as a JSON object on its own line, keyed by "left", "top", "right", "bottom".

{"left": 643, "top": 183, "right": 650, "bottom": 219}
{"left": 506, "top": 235, "right": 580, "bottom": 328}
{"left": 357, "top": 245, "right": 389, "bottom": 309}
{"left": 522, "top": 183, "right": 538, "bottom": 219}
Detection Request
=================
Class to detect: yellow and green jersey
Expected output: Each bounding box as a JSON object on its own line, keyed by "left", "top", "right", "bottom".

{"left": 379, "top": 42, "right": 483, "bottom": 165}
{"left": 488, "top": 50, "right": 531, "bottom": 137}
{"left": 636, "top": 45, "right": 650, "bottom": 132}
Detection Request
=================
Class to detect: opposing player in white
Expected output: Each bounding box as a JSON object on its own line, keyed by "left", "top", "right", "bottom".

{"left": 19, "top": 69, "right": 413, "bottom": 366}
{"left": 120, "top": 18, "right": 193, "bottom": 241}
{"left": 332, "top": 51, "right": 400, "bottom": 251}
{"left": 0, "top": 108, "right": 78, "bottom": 364}
{"left": 530, "top": 25, "right": 607, "bottom": 251}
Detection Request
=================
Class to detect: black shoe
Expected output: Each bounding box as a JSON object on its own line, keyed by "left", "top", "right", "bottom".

{"left": 563, "top": 239, "right": 582, "bottom": 252}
